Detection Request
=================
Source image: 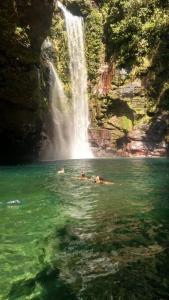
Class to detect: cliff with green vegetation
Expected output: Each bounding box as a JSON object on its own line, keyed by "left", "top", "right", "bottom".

{"left": 92, "top": 0, "right": 169, "bottom": 157}
{"left": 0, "top": 0, "right": 169, "bottom": 163}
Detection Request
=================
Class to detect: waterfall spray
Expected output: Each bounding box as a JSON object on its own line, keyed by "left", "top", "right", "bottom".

{"left": 50, "top": 62, "right": 72, "bottom": 159}
{"left": 44, "top": 61, "right": 73, "bottom": 160}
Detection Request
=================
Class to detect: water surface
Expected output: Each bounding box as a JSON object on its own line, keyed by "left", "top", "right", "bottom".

{"left": 0, "top": 158, "right": 169, "bottom": 299}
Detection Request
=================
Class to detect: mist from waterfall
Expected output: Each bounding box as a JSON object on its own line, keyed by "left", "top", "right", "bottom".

{"left": 58, "top": 1, "right": 93, "bottom": 159}
{"left": 47, "top": 61, "right": 72, "bottom": 160}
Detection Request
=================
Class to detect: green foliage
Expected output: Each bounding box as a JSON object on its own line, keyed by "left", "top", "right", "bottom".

{"left": 50, "top": 13, "right": 70, "bottom": 87}
{"left": 102, "top": 0, "right": 169, "bottom": 66}
{"left": 86, "top": 9, "right": 104, "bottom": 82}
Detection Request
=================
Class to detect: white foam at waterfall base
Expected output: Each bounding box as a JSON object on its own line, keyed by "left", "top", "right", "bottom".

{"left": 58, "top": 1, "right": 93, "bottom": 159}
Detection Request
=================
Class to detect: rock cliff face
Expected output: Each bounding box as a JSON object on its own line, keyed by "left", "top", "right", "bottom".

{"left": 89, "top": 67, "right": 169, "bottom": 157}
{"left": 0, "top": 0, "right": 53, "bottom": 163}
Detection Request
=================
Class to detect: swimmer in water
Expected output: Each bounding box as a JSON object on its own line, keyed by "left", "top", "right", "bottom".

{"left": 80, "top": 172, "right": 86, "bottom": 179}
{"left": 58, "top": 168, "right": 64, "bottom": 174}
{"left": 94, "top": 176, "right": 114, "bottom": 185}
{"left": 72, "top": 171, "right": 90, "bottom": 180}
{"left": 79, "top": 172, "right": 90, "bottom": 180}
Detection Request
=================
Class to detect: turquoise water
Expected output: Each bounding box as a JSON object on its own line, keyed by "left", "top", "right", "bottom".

{"left": 0, "top": 158, "right": 169, "bottom": 299}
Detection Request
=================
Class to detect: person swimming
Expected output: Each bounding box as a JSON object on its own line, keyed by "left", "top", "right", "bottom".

{"left": 94, "top": 176, "right": 114, "bottom": 185}
{"left": 58, "top": 168, "right": 64, "bottom": 174}
{"left": 72, "top": 171, "right": 91, "bottom": 180}
{"left": 79, "top": 172, "right": 90, "bottom": 180}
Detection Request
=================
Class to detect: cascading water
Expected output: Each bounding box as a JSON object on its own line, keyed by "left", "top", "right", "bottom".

{"left": 41, "top": 38, "right": 73, "bottom": 160}
{"left": 58, "top": 1, "right": 93, "bottom": 159}
{"left": 41, "top": 61, "right": 72, "bottom": 160}
{"left": 47, "top": 61, "right": 72, "bottom": 160}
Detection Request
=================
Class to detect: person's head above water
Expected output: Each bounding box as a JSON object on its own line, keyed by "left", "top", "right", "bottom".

{"left": 81, "top": 172, "right": 86, "bottom": 178}
{"left": 95, "top": 176, "right": 104, "bottom": 183}
{"left": 58, "top": 168, "right": 64, "bottom": 174}
{"left": 95, "top": 176, "right": 113, "bottom": 185}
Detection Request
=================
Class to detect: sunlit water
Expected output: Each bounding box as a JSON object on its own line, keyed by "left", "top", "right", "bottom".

{"left": 0, "top": 158, "right": 169, "bottom": 299}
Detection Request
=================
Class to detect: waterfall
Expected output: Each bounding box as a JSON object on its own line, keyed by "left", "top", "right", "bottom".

{"left": 47, "top": 61, "right": 72, "bottom": 160}
{"left": 58, "top": 1, "right": 93, "bottom": 159}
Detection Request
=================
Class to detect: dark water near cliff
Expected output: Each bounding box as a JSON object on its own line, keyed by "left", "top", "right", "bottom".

{"left": 0, "top": 158, "right": 169, "bottom": 300}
